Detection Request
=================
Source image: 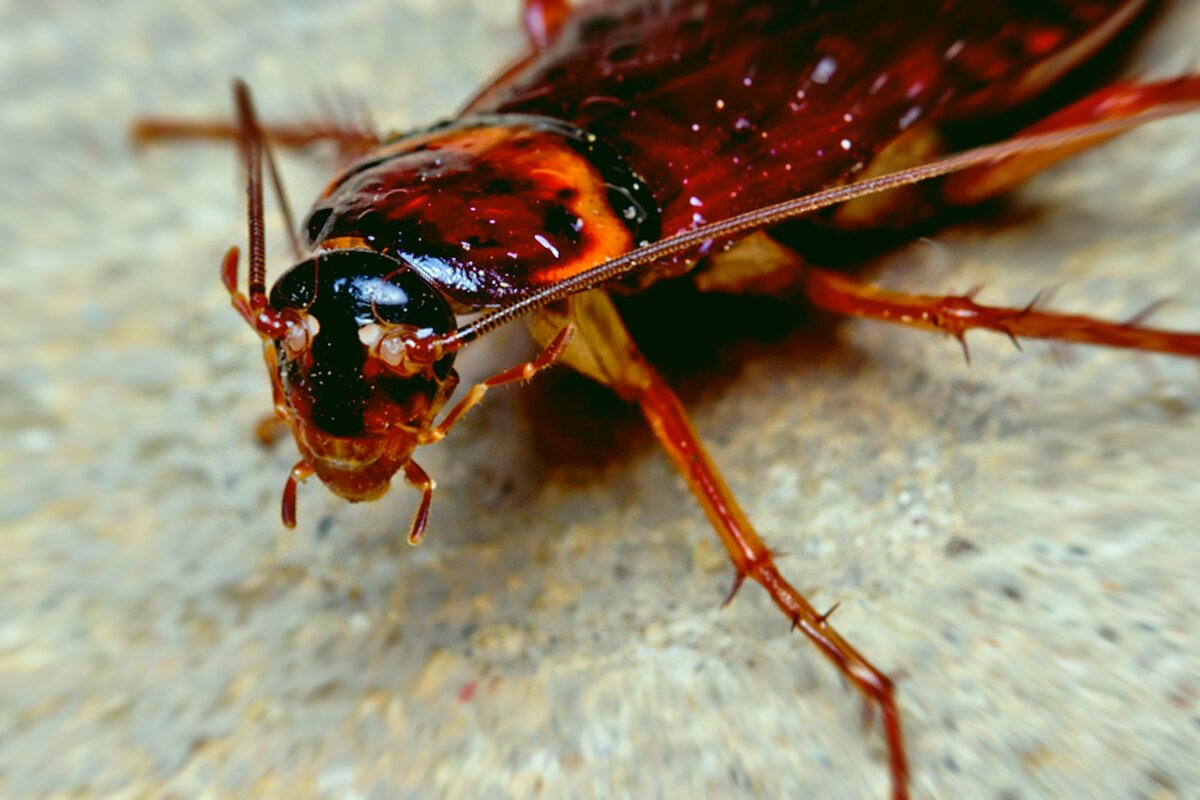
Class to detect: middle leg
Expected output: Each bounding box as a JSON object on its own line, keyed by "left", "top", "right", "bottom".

{"left": 803, "top": 267, "right": 1200, "bottom": 359}
{"left": 687, "top": 231, "right": 1200, "bottom": 360}
{"left": 530, "top": 291, "right": 910, "bottom": 800}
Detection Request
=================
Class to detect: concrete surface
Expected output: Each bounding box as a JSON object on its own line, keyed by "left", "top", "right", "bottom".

{"left": 3, "top": 1, "right": 1199, "bottom": 798}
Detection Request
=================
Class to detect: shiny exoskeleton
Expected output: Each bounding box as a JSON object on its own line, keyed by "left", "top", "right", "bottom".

{"left": 307, "top": 115, "right": 659, "bottom": 307}
{"left": 267, "top": 250, "right": 457, "bottom": 502}
{"left": 134, "top": 2, "right": 1200, "bottom": 797}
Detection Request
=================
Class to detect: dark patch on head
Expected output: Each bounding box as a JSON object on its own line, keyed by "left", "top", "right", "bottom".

{"left": 543, "top": 204, "right": 585, "bottom": 244}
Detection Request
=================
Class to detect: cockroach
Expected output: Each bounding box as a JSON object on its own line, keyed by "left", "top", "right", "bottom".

{"left": 134, "top": 1, "right": 1200, "bottom": 796}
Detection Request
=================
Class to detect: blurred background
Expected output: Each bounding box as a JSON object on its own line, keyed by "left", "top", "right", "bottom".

{"left": 2, "top": 1, "right": 1199, "bottom": 797}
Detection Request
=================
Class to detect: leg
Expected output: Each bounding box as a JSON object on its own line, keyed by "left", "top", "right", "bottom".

{"left": 523, "top": 0, "right": 568, "bottom": 49}
{"left": 402, "top": 461, "right": 435, "bottom": 545}
{"left": 281, "top": 460, "right": 315, "bottom": 530}
{"left": 944, "top": 76, "right": 1200, "bottom": 204}
{"left": 803, "top": 267, "right": 1200, "bottom": 359}
{"left": 692, "top": 231, "right": 808, "bottom": 297}
{"left": 255, "top": 412, "right": 290, "bottom": 446}
{"left": 529, "top": 292, "right": 909, "bottom": 800}
{"left": 418, "top": 325, "right": 574, "bottom": 445}
{"left": 396, "top": 326, "right": 572, "bottom": 544}
{"left": 636, "top": 362, "right": 907, "bottom": 799}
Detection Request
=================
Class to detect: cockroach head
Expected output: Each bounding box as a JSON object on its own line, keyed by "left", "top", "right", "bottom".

{"left": 264, "top": 249, "right": 457, "bottom": 500}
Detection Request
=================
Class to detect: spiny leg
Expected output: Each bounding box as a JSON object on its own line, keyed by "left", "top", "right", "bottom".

{"left": 686, "top": 234, "right": 1200, "bottom": 361}
{"left": 633, "top": 361, "right": 907, "bottom": 800}
{"left": 803, "top": 267, "right": 1200, "bottom": 359}
{"left": 418, "top": 325, "right": 574, "bottom": 446}
{"left": 392, "top": 326, "right": 573, "bottom": 543}
{"left": 529, "top": 292, "right": 909, "bottom": 800}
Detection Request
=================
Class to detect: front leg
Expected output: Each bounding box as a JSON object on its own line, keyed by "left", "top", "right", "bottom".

{"left": 402, "top": 461, "right": 436, "bottom": 546}
{"left": 399, "top": 326, "right": 573, "bottom": 544}
{"left": 418, "top": 325, "right": 575, "bottom": 446}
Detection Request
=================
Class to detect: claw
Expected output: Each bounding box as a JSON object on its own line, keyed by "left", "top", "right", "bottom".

{"left": 1001, "top": 327, "right": 1023, "bottom": 352}
{"left": 1019, "top": 289, "right": 1044, "bottom": 315}
{"left": 722, "top": 571, "right": 748, "bottom": 608}
{"left": 1019, "top": 285, "right": 1059, "bottom": 316}
{"left": 1123, "top": 297, "right": 1171, "bottom": 328}
{"left": 954, "top": 333, "right": 972, "bottom": 365}
{"left": 817, "top": 601, "right": 842, "bottom": 626}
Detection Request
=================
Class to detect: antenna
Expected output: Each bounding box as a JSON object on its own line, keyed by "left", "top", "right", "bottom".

{"left": 436, "top": 99, "right": 1199, "bottom": 351}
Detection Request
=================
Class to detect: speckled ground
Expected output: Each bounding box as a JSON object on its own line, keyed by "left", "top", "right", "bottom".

{"left": 3, "top": 1, "right": 1199, "bottom": 798}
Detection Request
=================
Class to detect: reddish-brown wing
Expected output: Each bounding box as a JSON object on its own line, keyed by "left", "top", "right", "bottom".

{"left": 306, "top": 0, "right": 1145, "bottom": 308}
{"left": 473, "top": 0, "right": 1146, "bottom": 237}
